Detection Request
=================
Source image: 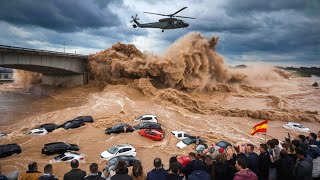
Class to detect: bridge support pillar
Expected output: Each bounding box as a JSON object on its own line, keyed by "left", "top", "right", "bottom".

{"left": 42, "top": 74, "right": 88, "bottom": 87}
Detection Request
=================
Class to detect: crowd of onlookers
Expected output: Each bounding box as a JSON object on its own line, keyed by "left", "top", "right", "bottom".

{"left": 1, "top": 131, "right": 320, "bottom": 180}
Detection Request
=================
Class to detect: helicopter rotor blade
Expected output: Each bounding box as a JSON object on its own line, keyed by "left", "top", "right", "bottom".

{"left": 173, "top": 15, "right": 196, "bottom": 19}
{"left": 171, "top": 7, "right": 188, "bottom": 16}
{"left": 143, "top": 12, "right": 169, "bottom": 17}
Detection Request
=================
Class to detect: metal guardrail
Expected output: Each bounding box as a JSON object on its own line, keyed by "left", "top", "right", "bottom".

{"left": 0, "top": 44, "right": 88, "bottom": 58}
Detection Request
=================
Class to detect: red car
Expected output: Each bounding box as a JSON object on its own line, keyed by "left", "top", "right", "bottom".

{"left": 138, "top": 129, "right": 164, "bottom": 141}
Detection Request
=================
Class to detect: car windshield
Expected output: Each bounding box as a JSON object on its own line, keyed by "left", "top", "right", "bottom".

{"left": 54, "top": 154, "right": 65, "bottom": 160}
{"left": 136, "top": 116, "right": 143, "bottom": 121}
{"left": 216, "top": 142, "right": 226, "bottom": 148}
{"left": 112, "top": 124, "right": 123, "bottom": 129}
{"left": 107, "top": 147, "right": 119, "bottom": 154}
{"left": 182, "top": 138, "right": 194, "bottom": 145}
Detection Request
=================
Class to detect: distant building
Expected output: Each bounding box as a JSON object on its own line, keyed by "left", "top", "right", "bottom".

{"left": 0, "top": 67, "right": 13, "bottom": 82}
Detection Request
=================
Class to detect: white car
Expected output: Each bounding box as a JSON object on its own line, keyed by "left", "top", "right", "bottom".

{"left": 100, "top": 144, "right": 137, "bottom": 160}
{"left": 0, "top": 133, "right": 7, "bottom": 138}
{"left": 134, "top": 115, "right": 158, "bottom": 123}
{"left": 283, "top": 122, "right": 310, "bottom": 133}
{"left": 171, "top": 131, "right": 190, "bottom": 140}
{"left": 27, "top": 128, "right": 48, "bottom": 135}
{"left": 50, "top": 152, "right": 85, "bottom": 163}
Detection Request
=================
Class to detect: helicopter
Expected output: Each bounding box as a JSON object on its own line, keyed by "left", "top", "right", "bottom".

{"left": 131, "top": 7, "right": 195, "bottom": 32}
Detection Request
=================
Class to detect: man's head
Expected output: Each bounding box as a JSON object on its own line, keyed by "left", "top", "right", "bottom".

{"left": 89, "top": 163, "right": 99, "bottom": 174}
{"left": 246, "top": 144, "right": 254, "bottom": 153}
{"left": 43, "top": 164, "right": 53, "bottom": 175}
{"left": 28, "top": 162, "right": 38, "bottom": 172}
{"left": 280, "top": 149, "right": 288, "bottom": 157}
{"left": 204, "top": 155, "right": 213, "bottom": 165}
{"left": 235, "top": 158, "right": 247, "bottom": 171}
{"left": 296, "top": 148, "right": 307, "bottom": 160}
{"left": 188, "top": 152, "right": 196, "bottom": 161}
{"left": 259, "top": 144, "right": 268, "bottom": 153}
{"left": 71, "top": 159, "right": 79, "bottom": 169}
{"left": 267, "top": 140, "right": 275, "bottom": 149}
{"left": 309, "top": 133, "right": 317, "bottom": 140}
{"left": 115, "top": 160, "right": 127, "bottom": 174}
{"left": 272, "top": 139, "right": 279, "bottom": 146}
{"left": 153, "top": 158, "right": 162, "bottom": 168}
{"left": 170, "top": 162, "right": 180, "bottom": 174}
{"left": 298, "top": 135, "right": 306, "bottom": 142}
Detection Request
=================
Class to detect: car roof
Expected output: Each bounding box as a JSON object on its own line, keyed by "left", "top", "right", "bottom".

{"left": 287, "top": 122, "right": 301, "bottom": 125}
{"left": 45, "top": 142, "right": 66, "bottom": 146}
{"left": 114, "top": 144, "right": 133, "bottom": 148}
{"left": 141, "top": 114, "right": 157, "bottom": 118}
{"left": 144, "top": 129, "right": 163, "bottom": 134}
{"left": 172, "top": 131, "right": 186, "bottom": 134}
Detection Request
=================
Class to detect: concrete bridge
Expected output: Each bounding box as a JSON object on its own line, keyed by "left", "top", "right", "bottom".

{"left": 0, "top": 45, "right": 89, "bottom": 86}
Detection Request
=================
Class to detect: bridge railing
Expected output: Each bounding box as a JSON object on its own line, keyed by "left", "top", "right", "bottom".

{"left": 0, "top": 44, "right": 88, "bottom": 58}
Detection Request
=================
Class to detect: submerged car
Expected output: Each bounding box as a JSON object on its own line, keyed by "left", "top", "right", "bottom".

{"left": 42, "top": 142, "right": 79, "bottom": 155}
{"left": 216, "top": 141, "right": 232, "bottom": 149}
{"left": 283, "top": 122, "right": 310, "bottom": 132}
{"left": 177, "top": 156, "right": 191, "bottom": 167}
{"left": 171, "top": 131, "right": 190, "bottom": 140}
{"left": 73, "top": 116, "right": 94, "bottom": 123}
{"left": 133, "top": 122, "right": 162, "bottom": 131}
{"left": 100, "top": 144, "right": 136, "bottom": 160}
{"left": 134, "top": 115, "right": 158, "bottom": 123}
{"left": 106, "top": 156, "right": 140, "bottom": 173}
{"left": 27, "top": 128, "right": 48, "bottom": 135}
{"left": 50, "top": 151, "right": 85, "bottom": 163}
{"left": 176, "top": 136, "right": 205, "bottom": 149}
{"left": 0, "top": 133, "right": 7, "bottom": 138}
{"left": 38, "top": 123, "right": 58, "bottom": 132}
{"left": 0, "top": 143, "right": 21, "bottom": 158}
{"left": 58, "top": 119, "right": 85, "bottom": 129}
{"left": 139, "top": 129, "right": 164, "bottom": 141}
{"left": 105, "top": 123, "right": 134, "bottom": 134}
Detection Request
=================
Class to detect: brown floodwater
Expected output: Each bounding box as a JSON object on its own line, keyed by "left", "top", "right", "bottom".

{"left": 0, "top": 75, "right": 319, "bottom": 179}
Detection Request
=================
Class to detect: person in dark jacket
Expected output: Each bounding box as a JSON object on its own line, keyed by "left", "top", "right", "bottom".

{"left": 166, "top": 156, "right": 182, "bottom": 173}
{"left": 84, "top": 163, "right": 104, "bottom": 180}
{"left": 292, "top": 149, "right": 313, "bottom": 180}
{"left": 167, "top": 162, "right": 184, "bottom": 180}
{"left": 258, "top": 144, "right": 269, "bottom": 180}
{"left": 234, "top": 145, "right": 250, "bottom": 166}
{"left": 203, "top": 155, "right": 214, "bottom": 176}
{"left": 146, "top": 158, "right": 167, "bottom": 180}
{"left": 274, "top": 149, "right": 293, "bottom": 180}
{"left": 39, "top": 164, "right": 58, "bottom": 180}
{"left": 212, "top": 153, "right": 234, "bottom": 180}
{"left": 111, "top": 160, "right": 132, "bottom": 180}
{"left": 188, "top": 160, "right": 210, "bottom": 180}
{"left": 246, "top": 144, "right": 259, "bottom": 176}
{"left": 181, "top": 152, "right": 203, "bottom": 179}
{"left": 63, "top": 159, "right": 86, "bottom": 180}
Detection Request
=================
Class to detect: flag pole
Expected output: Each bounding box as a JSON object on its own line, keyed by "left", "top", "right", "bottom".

{"left": 264, "top": 133, "right": 266, "bottom": 143}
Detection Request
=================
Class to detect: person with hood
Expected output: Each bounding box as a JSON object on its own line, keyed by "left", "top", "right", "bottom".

{"left": 19, "top": 162, "right": 41, "bottom": 180}
{"left": 274, "top": 149, "right": 293, "bottom": 180}
{"left": 146, "top": 158, "right": 167, "bottom": 180}
{"left": 188, "top": 160, "right": 210, "bottom": 180}
{"left": 292, "top": 148, "right": 313, "bottom": 180}
{"left": 234, "top": 158, "right": 257, "bottom": 180}
{"left": 84, "top": 163, "right": 105, "bottom": 180}
{"left": 111, "top": 160, "right": 132, "bottom": 180}
{"left": 39, "top": 164, "right": 58, "bottom": 180}
{"left": 258, "top": 144, "right": 269, "bottom": 180}
{"left": 246, "top": 144, "right": 259, "bottom": 176}
{"left": 166, "top": 162, "right": 184, "bottom": 180}
{"left": 63, "top": 159, "right": 86, "bottom": 180}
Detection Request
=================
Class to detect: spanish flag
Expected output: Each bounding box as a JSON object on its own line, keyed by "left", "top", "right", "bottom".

{"left": 251, "top": 120, "right": 268, "bottom": 135}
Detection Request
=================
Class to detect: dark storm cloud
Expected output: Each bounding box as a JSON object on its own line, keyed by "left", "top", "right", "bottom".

{"left": 0, "top": 0, "right": 121, "bottom": 32}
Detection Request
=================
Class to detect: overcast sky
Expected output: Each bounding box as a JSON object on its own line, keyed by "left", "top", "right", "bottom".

{"left": 0, "top": 0, "right": 319, "bottom": 66}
